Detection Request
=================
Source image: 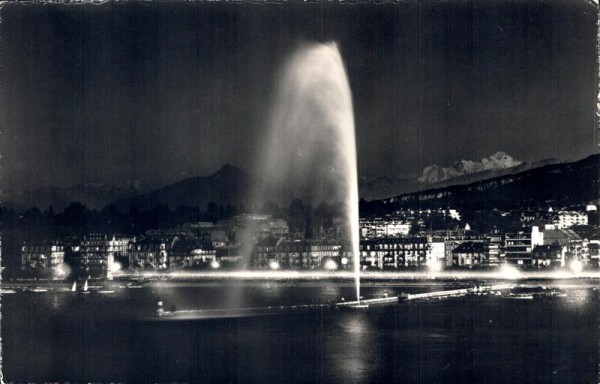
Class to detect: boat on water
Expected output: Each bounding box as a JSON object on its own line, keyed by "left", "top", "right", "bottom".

{"left": 505, "top": 293, "right": 534, "bottom": 300}
{"left": 1, "top": 289, "right": 16, "bottom": 294}
{"left": 81, "top": 279, "right": 90, "bottom": 294}
{"left": 30, "top": 287, "right": 49, "bottom": 293}
{"left": 71, "top": 281, "right": 77, "bottom": 292}
{"left": 126, "top": 282, "right": 143, "bottom": 289}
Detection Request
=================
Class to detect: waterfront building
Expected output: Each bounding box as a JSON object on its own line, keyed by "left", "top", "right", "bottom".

{"left": 426, "top": 237, "right": 446, "bottom": 267}
{"left": 21, "top": 240, "right": 65, "bottom": 270}
{"left": 504, "top": 226, "right": 544, "bottom": 265}
{"left": 128, "top": 237, "right": 175, "bottom": 269}
{"left": 532, "top": 243, "right": 566, "bottom": 267}
{"left": 419, "top": 229, "right": 485, "bottom": 266}
{"left": 168, "top": 238, "right": 216, "bottom": 269}
{"left": 251, "top": 238, "right": 345, "bottom": 270}
{"left": 543, "top": 228, "right": 588, "bottom": 265}
{"left": 451, "top": 242, "right": 486, "bottom": 267}
{"left": 359, "top": 237, "right": 430, "bottom": 269}
{"left": 484, "top": 233, "right": 504, "bottom": 265}
{"left": 215, "top": 246, "right": 244, "bottom": 267}
{"left": 76, "top": 234, "right": 133, "bottom": 275}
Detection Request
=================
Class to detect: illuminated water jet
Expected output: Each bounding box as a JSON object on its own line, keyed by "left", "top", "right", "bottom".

{"left": 258, "top": 42, "right": 361, "bottom": 301}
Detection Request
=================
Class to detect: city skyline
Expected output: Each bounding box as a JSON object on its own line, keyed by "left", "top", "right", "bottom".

{"left": 1, "top": 1, "right": 597, "bottom": 191}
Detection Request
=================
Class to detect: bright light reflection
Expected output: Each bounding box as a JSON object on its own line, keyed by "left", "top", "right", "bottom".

{"left": 323, "top": 259, "right": 339, "bottom": 271}
{"left": 269, "top": 260, "right": 280, "bottom": 270}
{"left": 210, "top": 260, "right": 221, "bottom": 269}
{"left": 570, "top": 259, "right": 583, "bottom": 274}
{"left": 116, "top": 268, "right": 600, "bottom": 281}
{"left": 500, "top": 264, "right": 521, "bottom": 280}
{"left": 53, "top": 263, "right": 71, "bottom": 279}
{"left": 428, "top": 259, "right": 443, "bottom": 274}
{"left": 110, "top": 262, "right": 122, "bottom": 273}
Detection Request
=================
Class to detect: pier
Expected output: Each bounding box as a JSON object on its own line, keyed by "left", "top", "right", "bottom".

{"left": 402, "top": 283, "right": 516, "bottom": 301}
{"left": 155, "top": 283, "right": 518, "bottom": 319}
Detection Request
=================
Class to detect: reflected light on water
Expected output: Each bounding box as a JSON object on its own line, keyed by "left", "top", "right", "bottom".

{"left": 562, "top": 288, "right": 591, "bottom": 310}
{"left": 330, "top": 313, "right": 375, "bottom": 383}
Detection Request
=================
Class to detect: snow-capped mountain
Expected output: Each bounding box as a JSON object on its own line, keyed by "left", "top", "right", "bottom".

{"left": 359, "top": 153, "right": 557, "bottom": 200}
{"left": 418, "top": 152, "right": 522, "bottom": 184}
{"left": 387, "top": 153, "right": 600, "bottom": 211}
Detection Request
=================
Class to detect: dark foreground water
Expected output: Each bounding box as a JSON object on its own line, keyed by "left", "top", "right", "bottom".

{"left": 3, "top": 281, "right": 599, "bottom": 383}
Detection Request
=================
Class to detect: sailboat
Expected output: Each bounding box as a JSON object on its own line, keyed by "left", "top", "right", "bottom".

{"left": 71, "top": 281, "right": 77, "bottom": 292}
{"left": 81, "top": 279, "right": 90, "bottom": 294}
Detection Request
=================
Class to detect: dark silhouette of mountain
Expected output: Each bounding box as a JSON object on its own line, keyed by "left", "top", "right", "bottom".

{"left": 113, "top": 164, "right": 251, "bottom": 211}
{"left": 2, "top": 182, "right": 148, "bottom": 211}
{"left": 359, "top": 175, "right": 419, "bottom": 200}
{"left": 384, "top": 154, "right": 599, "bottom": 210}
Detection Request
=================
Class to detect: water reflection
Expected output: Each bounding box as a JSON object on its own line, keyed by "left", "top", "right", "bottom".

{"left": 327, "top": 312, "right": 379, "bottom": 384}
{"left": 3, "top": 283, "right": 600, "bottom": 383}
{"left": 562, "top": 288, "right": 592, "bottom": 310}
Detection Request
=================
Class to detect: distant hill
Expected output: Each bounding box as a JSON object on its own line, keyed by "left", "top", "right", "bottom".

{"left": 2, "top": 182, "right": 149, "bottom": 211}
{"left": 113, "top": 164, "right": 251, "bottom": 211}
{"left": 384, "top": 154, "right": 600, "bottom": 210}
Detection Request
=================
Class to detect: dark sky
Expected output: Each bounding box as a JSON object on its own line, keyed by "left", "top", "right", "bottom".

{"left": 1, "top": 0, "right": 597, "bottom": 191}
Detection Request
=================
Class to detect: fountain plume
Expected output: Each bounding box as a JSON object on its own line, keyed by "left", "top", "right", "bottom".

{"left": 256, "top": 42, "right": 360, "bottom": 301}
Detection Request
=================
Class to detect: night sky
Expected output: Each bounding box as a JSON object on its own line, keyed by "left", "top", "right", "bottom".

{"left": 1, "top": 0, "right": 597, "bottom": 191}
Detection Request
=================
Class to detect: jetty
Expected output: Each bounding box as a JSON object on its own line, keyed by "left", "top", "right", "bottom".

{"left": 402, "top": 283, "right": 516, "bottom": 301}
{"left": 154, "top": 283, "right": 517, "bottom": 319}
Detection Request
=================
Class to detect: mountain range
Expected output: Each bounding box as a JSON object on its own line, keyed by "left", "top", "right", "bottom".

{"left": 359, "top": 152, "right": 557, "bottom": 200}
{"left": 2, "top": 182, "right": 150, "bottom": 211}
{"left": 386, "top": 153, "right": 599, "bottom": 210}
{"left": 417, "top": 152, "right": 522, "bottom": 183}
{"left": 3, "top": 153, "right": 596, "bottom": 212}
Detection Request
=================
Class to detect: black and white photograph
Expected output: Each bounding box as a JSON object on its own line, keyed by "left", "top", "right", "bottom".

{"left": 0, "top": 0, "right": 598, "bottom": 382}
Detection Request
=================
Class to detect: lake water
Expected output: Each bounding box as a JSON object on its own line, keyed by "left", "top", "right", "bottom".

{"left": 2, "top": 281, "right": 599, "bottom": 383}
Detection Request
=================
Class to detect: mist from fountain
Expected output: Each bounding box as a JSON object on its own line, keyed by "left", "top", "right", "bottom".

{"left": 255, "top": 42, "right": 361, "bottom": 301}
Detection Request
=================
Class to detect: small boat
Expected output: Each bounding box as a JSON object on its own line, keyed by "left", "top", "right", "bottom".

{"left": 0, "top": 289, "right": 16, "bottom": 294}
{"left": 97, "top": 289, "right": 115, "bottom": 294}
{"left": 506, "top": 293, "right": 534, "bottom": 300}
{"left": 126, "top": 282, "right": 143, "bottom": 289}
{"left": 71, "top": 281, "right": 77, "bottom": 292}
{"left": 81, "top": 279, "right": 90, "bottom": 294}
{"left": 30, "top": 287, "right": 49, "bottom": 293}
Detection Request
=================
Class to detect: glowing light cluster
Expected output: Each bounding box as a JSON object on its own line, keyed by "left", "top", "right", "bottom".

{"left": 499, "top": 264, "right": 521, "bottom": 280}
{"left": 570, "top": 259, "right": 583, "bottom": 274}
{"left": 110, "top": 262, "right": 122, "bottom": 273}
{"left": 427, "top": 259, "right": 443, "bottom": 274}
{"left": 323, "top": 259, "right": 339, "bottom": 271}
{"left": 269, "top": 260, "right": 281, "bottom": 270}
